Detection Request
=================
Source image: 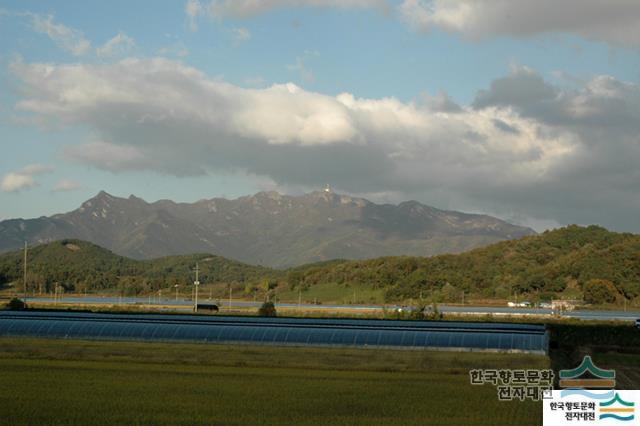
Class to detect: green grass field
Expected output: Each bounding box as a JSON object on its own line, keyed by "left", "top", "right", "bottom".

{"left": 277, "top": 281, "right": 386, "bottom": 305}
{"left": 0, "top": 338, "right": 546, "bottom": 425}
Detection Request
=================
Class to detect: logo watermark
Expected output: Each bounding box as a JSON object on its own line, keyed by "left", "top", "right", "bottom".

{"left": 469, "top": 368, "right": 554, "bottom": 401}
{"left": 542, "top": 356, "right": 637, "bottom": 425}
{"left": 469, "top": 356, "right": 638, "bottom": 424}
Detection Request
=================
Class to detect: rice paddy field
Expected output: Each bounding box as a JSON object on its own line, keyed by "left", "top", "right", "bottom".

{"left": 0, "top": 338, "right": 546, "bottom": 425}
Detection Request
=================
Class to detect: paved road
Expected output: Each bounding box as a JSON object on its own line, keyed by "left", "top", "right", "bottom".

{"left": 24, "top": 296, "right": 640, "bottom": 322}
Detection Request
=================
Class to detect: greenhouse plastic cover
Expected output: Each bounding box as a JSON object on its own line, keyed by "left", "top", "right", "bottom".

{"left": 0, "top": 311, "right": 548, "bottom": 353}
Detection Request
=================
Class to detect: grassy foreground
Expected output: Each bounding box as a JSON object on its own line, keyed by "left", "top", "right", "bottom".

{"left": 0, "top": 338, "right": 546, "bottom": 425}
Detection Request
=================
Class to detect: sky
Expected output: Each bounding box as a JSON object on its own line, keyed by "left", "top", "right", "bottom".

{"left": 0, "top": 0, "right": 639, "bottom": 233}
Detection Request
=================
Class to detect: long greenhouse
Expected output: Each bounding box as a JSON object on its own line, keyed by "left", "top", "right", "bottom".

{"left": 0, "top": 311, "right": 549, "bottom": 354}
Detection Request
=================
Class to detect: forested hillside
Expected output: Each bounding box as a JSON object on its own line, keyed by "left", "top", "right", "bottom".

{"left": 0, "top": 240, "right": 276, "bottom": 295}
{"left": 287, "top": 225, "right": 640, "bottom": 304}
{"left": 1, "top": 226, "right": 638, "bottom": 305}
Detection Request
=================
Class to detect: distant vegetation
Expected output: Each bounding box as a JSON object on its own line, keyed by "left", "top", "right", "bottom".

{"left": 0, "top": 239, "right": 276, "bottom": 297}
{"left": 0, "top": 226, "right": 638, "bottom": 306}
{"left": 286, "top": 225, "right": 640, "bottom": 306}
{"left": 258, "top": 301, "right": 277, "bottom": 317}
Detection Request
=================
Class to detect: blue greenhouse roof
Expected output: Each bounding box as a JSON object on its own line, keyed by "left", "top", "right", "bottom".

{"left": 0, "top": 311, "right": 548, "bottom": 354}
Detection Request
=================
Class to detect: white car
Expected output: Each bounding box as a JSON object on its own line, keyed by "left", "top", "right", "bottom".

{"left": 507, "top": 301, "right": 531, "bottom": 308}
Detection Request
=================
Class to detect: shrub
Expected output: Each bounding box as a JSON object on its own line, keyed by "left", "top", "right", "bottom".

{"left": 583, "top": 279, "right": 619, "bottom": 304}
{"left": 258, "top": 301, "right": 277, "bottom": 317}
{"left": 410, "top": 302, "right": 442, "bottom": 320}
{"left": 6, "top": 298, "right": 27, "bottom": 310}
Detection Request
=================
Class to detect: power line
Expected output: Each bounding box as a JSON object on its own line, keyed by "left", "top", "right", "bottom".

{"left": 23, "top": 241, "right": 27, "bottom": 303}
{"left": 193, "top": 262, "right": 200, "bottom": 313}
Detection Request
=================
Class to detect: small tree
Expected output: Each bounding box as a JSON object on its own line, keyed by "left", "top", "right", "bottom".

{"left": 258, "top": 301, "right": 277, "bottom": 317}
{"left": 412, "top": 302, "right": 442, "bottom": 320}
{"left": 6, "top": 298, "right": 27, "bottom": 310}
{"left": 441, "top": 283, "right": 459, "bottom": 303}
{"left": 583, "top": 279, "right": 618, "bottom": 305}
{"left": 427, "top": 302, "right": 443, "bottom": 320}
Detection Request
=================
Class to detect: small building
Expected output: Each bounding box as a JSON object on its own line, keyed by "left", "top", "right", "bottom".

{"left": 551, "top": 300, "right": 578, "bottom": 311}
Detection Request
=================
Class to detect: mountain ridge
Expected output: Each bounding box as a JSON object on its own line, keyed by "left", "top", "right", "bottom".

{"left": 0, "top": 190, "right": 535, "bottom": 267}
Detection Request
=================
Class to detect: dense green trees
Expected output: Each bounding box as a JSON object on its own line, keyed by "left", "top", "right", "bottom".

{"left": 583, "top": 279, "right": 619, "bottom": 304}
{"left": 285, "top": 225, "right": 640, "bottom": 305}
{"left": 0, "top": 240, "right": 276, "bottom": 296}
{"left": 0, "top": 226, "right": 637, "bottom": 306}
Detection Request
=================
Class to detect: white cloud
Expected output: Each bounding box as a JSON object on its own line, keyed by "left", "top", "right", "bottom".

{"left": 1, "top": 164, "right": 54, "bottom": 192}
{"left": 185, "top": 0, "right": 204, "bottom": 31}
{"left": 1, "top": 173, "right": 36, "bottom": 192}
{"left": 184, "top": 0, "right": 387, "bottom": 28}
{"left": 64, "top": 141, "right": 148, "bottom": 171}
{"left": 96, "top": 32, "right": 135, "bottom": 58}
{"left": 244, "top": 76, "right": 266, "bottom": 87}
{"left": 21, "top": 164, "right": 54, "bottom": 175}
{"left": 157, "top": 42, "right": 189, "bottom": 58}
{"left": 208, "top": 0, "right": 388, "bottom": 18}
{"left": 10, "top": 58, "right": 640, "bottom": 231}
{"left": 399, "top": 0, "right": 640, "bottom": 47}
{"left": 52, "top": 178, "right": 82, "bottom": 192}
{"left": 30, "top": 14, "right": 91, "bottom": 56}
{"left": 232, "top": 27, "right": 251, "bottom": 44}
{"left": 287, "top": 56, "right": 315, "bottom": 84}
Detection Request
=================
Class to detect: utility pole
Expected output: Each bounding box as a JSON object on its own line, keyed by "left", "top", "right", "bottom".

{"left": 23, "top": 241, "right": 27, "bottom": 303}
{"left": 193, "top": 263, "right": 200, "bottom": 313}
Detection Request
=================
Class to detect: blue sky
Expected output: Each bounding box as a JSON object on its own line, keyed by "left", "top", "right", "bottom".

{"left": 1, "top": 0, "right": 639, "bottom": 232}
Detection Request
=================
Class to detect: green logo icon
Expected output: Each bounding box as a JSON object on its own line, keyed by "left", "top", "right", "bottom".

{"left": 559, "top": 356, "right": 615, "bottom": 388}
{"left": 599, "top": 393, "right": 635, "bottom": 421}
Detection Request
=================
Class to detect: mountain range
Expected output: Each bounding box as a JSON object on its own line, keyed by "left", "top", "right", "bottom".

{"left": 0, "top": 190, "right": 535, "bottom": 268}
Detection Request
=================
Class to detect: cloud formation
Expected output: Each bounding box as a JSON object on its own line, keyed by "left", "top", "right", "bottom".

{"left": 231, "top": 27, "right": 251, "bottom": 44}
{"left": 96, "top": 32, "right": 135, "bottom": 58}
{"left": 185, "top": 0, "right": 204, "bottom": 31}
{"left": 31, "top": 13, "right": 91, "bottom": 56}
{"left": 185, "top": 0, "right": 387, "bottom": 27}
{"left": 1, "top": 164, "right": 54, "bottom": 192}
{"left": 399, "top": 0, "right": 640, "bottom": 47}
{"left": 52, "top": 178, "right": 83, "bottom": 192}
{"left": 183, "top": 0, "right": 640, "bottom": 47}
{"left": 10, "top": 58, "right": 640, "bottom": 231}
{"left": 208, "top": 0, "right": 387, "bottom": 18}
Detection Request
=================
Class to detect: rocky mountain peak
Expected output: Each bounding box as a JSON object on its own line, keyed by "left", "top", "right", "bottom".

{"left": 0, "top": 190, "right": 536, "bottom": 268}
